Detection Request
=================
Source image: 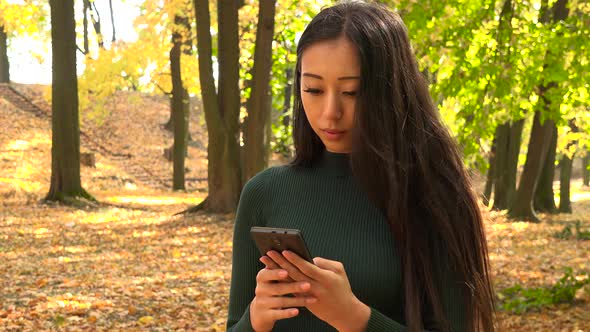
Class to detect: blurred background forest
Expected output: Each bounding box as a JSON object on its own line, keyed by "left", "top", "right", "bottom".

{"left": 0, "top": 0, "right": 589, "bottom": 330}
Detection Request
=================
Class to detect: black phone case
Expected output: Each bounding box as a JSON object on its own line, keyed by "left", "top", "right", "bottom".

{"left": 250, "top": 226, "right": 314, "bottom": 263}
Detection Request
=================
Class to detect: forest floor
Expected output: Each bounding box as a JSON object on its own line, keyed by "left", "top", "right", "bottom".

{"left": 0, "top": 86, "right": 589, "bottom": 331}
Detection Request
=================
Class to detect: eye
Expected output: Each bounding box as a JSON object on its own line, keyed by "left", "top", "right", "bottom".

{"left": 303, "top": 88, "right": 322, "bottom": 96}
{"left": 343, "top": 91, "right": 357, "bottom": 97}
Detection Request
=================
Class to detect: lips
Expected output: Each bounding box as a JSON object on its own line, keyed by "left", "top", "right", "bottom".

{"left": 322, "top": 129, "right": 345, "bottom": 134}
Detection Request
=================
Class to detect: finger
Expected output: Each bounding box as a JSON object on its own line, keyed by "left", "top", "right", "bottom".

{"left": 282, "top": 251, "right": 328, "bottom": 281}
{"left": 312, "top": 257, "right": 345, "bottom": 274}
{"left": 268, "top": 308, "right": 300, "bottom": 321}
{"left": 260, "top": 256, "right": 296, "bottom": 283}
{"left": 256, "top": 267, "right": 289, "bottom": 284}
{"left": 269, "top": 295, "right": 317, "bottom": 308}
{"left": 268, "top": 280, "right": 311, "bottom": 296}
{"left": 267, "top": 250, "right": 310, "bottom": 282}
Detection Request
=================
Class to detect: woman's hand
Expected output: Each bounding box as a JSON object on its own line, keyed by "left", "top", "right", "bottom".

{"left": 266, "top": 250, "right": 371, "bottom": 332}
{"left": 249, "top": 259, "right": 318, "bottom": 332}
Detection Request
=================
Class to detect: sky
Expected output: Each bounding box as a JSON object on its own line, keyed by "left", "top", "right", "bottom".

{"left": 7, "top": 0, "right": 142, "bottom": 85}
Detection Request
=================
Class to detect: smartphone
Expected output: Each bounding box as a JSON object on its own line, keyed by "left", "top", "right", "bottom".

{"left": 250, "top": 226, "right": 314, "bottom": 263}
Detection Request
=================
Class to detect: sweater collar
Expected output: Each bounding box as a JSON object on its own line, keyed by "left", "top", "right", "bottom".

{"left": 317, "top": 149, "right": 352, "bottom": 177}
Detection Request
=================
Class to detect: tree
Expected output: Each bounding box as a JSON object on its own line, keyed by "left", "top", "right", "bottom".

{"left": 45, "top": 0, "right": 94, "bottom": 204}
{"left": 192, "top": 0, "right": 243, "bottom": 212}
{"left": 534, "top": 124, "right": 557, "bottom": 212}
{"left": 558, "top": 120, "right": 578, "bottom": 213}
{"left": 242, "top": 0, "right": 277, "bottom": 182}
{"left": 583, "top": 154, "right": 590, "bottom": 186}
{"left": 170, "top": 12, "right": 191, "bottom": 190}
{"left": 0, "top": 25, "right": 8, "bottom": 83}
{"left": 508, "top": 0, "right": 569, "bottom": 221}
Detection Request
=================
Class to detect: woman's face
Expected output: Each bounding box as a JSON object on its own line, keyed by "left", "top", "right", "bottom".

{"left": 300, "top": 36, "right": 360, "bottom": 153}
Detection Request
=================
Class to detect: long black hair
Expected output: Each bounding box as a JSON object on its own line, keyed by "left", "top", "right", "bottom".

{"left": 290, "top": 2, "right": 496, "bottom": 331}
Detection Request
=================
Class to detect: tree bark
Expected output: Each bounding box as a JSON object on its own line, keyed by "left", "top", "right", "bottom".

{"left": 84, "top": 0, "right": 104, "bottom": 49}
{"left": 171, "top": 14, "right": 190, "bottom": 190}
{"left": 193, "top": 0, "right": 242, "bottom": 213}
{"left": 0, "top": 25, "right": 9, "bottom": 83}
{"left": 82, "top": 0, "right": 89, "bottom": 54}
{"left": 559, "top": 121, "right": 579, "bottom": 213}
{"left": 534, "top": 124, "right": 557, "bottom": 212}
{"left": 482, "top": 136, "right": 496, "bottom": 207}
{"left": 559, "top": 154, "right": 574, "bottom": 213}
{"left": 492, "top": 118, "right": 523, "bottom": 210}
{"left": 109, "top": 0, "right": 116, "bottom": 43}
{"left": 583, "top": 154, "right": 590, "bottom": 186}
{"left": 46, "top": 0, "right": 94, "bottom": 204}
{"left": 492, "top": 123, "right": 509, "bottom": 209}
{"left": 243, "top": 0, "right": 277, "bottom": 182}
{"left": 282, "top": 66, "right": 294, "bottom": 127}
{"left": 508, "top": 112, "right": 554, "bottom": 221}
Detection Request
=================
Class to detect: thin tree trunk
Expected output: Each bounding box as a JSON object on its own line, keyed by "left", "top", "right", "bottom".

{"left": 583, "top": 154, "right": 590, "bottom": 186}
{"left": 84, "top": 0, "right": 104, "bottom": 49}
{"left": 559, "top": 121, "right": 579, "bottom": 213}
{"left": 0, "top": 25, "right": 9, "bottom": 83}
{"left": 534, "top": 124, "right": 557, "bottom": 212}
{"left": 483, "top": 132, "right": 498, "bottom": 207}
{"left": 191, "top": 0, "right": 242, "bottom": 213}
{"left": 282, "top": 66, "right": 293, "bottom": 127}
{"left": 492, "top": 123, "right": 510, "bottom": 209}
{"left": 82, "top": 0, "right": 89, "bottom": 54}
{"left": 243, "top": 0, "right": 277, "bottom": 182}
{"left": 109, "top": 0, "right": 116, "bottom": 43}
{"left": 171, "top": 14, "right": 190, "bottom": 190}
{"left": 46, "top": 0, "right": 94, "bottom": 204}
{"left": 505, "top": 118, "right": 524, "bottom": 207}
{"left": 559, "top": 154, "right": 574, "bottom": 213}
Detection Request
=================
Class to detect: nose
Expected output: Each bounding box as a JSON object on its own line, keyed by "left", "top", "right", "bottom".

{"left": 323, "top": 91, "right": 342, "bottom": 120}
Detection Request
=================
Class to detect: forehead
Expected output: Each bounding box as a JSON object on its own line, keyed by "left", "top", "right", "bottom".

{"left": 300, "top": 37, "right": 360, "bottom": 76}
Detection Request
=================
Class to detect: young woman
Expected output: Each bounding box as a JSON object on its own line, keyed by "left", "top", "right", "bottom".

{"left": 226, "top": 2, "right": 496, "bottom": 331}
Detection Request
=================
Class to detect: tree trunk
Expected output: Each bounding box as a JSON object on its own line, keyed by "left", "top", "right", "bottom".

{"left": 84, "top": 0, "right": 104, "bottom": 49}
{"left": 46, "top": 0, "right": 94, "bottom": 204}
{"left": 559, "top": 120, "right": 579, "bottom": 213}
{"left": 492, "top": 123, "right": 509, "bottom": 209}
{"left": 282, "top": 66, "right": 294, "bottom": 127}
{"left": 482, "top": 144, "right": 495, "bottom": 207}
{"left": 492, "top": 118, "right": 523, "bottom": 210}
{"left": 82, "top": 0, "right": 89, "bottom": 54}
{"left": 559, "top": 153, "right": 574, "bottom": 213}
{"left": 0, "top": 25, "right": 9, "bottom": 83}
{"left": 109, "top": 0, "right": 116, "bottom": 43}
{"left": 193, "top": 0, "right": 242, "bottom": 213}
{"left": 508, "top": 112, "right": 554, "bottom": 221}
{"left": 243, "top": 0, "right": 277, "bottom": 182}
{"left": 171, "top": 14, "right": 190, "bottom": 191}
{"left": 507, "top": 0, "right": 568, "bottom": 221}
{"left": 583, "top": 154, "right": 590, "bottom": 186}
{"left": 534, "top": 124, "right": 557, "bottom": 212}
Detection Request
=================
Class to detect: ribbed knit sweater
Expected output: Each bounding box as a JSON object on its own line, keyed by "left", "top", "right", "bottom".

{"left": 226, "top": 150, "right": 467, "bottom": 331}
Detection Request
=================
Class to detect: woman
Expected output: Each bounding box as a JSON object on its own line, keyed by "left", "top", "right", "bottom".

{"left": 226, "top": 2, "right": 496, "bottom": 331}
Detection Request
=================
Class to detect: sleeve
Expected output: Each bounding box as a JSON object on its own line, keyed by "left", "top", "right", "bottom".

{"left": 226, "top": 170, "right": 270, "bottom": 331}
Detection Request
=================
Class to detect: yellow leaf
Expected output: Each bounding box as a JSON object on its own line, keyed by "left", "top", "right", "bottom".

{"left": 138, "top": 316, "right": 154, "bottom": 325}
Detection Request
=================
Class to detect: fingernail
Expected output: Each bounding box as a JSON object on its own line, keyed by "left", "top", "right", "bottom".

{"left": 290, "top": 308, "right": 298, "bottom": 316}
{"left": 300, "top": 282, "right": 310, "bottom": 290}
{"left": 278, "top": 270, "right": 288, "bottom": 278}
{"left": 305, "top": 297, "right": 317, "bottom": 304}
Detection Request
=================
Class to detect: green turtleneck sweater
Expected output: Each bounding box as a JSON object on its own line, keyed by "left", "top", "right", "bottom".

{"left": 226, "top": 150, "right": 467, "bottom": 331}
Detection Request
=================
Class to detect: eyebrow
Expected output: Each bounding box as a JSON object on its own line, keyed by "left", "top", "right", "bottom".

{"left": 302, "top": 72, "right": 360, "bottom": 81}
